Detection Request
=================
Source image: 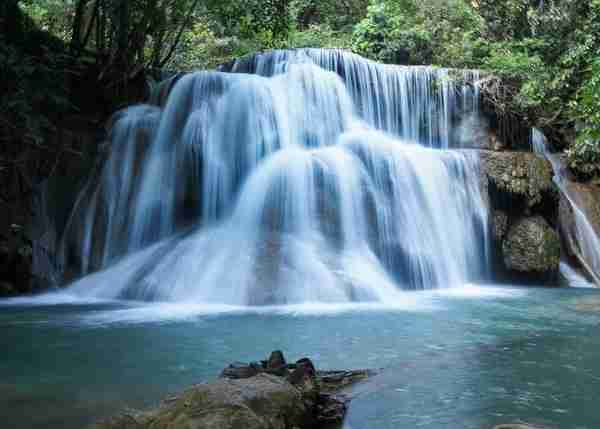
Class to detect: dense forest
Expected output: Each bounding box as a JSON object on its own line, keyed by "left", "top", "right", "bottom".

{"left": 1, "top": 0, "right": 599, "bottom": 294}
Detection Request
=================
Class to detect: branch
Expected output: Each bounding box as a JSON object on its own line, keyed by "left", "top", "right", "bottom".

{"left": 158, "top": 0, "right": 200, "bottom": 68}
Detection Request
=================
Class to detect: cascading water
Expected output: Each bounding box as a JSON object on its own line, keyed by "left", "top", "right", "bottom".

{"left": 60, "top": 49, "right": 490, "bottom": 304}
{"left": 531, "top": 129, "right": 600, "bottom": 287}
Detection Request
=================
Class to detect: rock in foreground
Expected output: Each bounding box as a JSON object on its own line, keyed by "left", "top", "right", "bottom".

{"left": 92, "top": 351, "right": 374, "bottom": 429}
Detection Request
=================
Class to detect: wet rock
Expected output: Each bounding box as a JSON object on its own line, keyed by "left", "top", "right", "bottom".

{"left": 267, "top": 350, "right": 286, "bottom": 369}
{"left": 503, "top": 216, "right": 560, "bottom": 276}
{"left": 479, "top": 151, "right": 555, "bottom": 207}
{"left": 94, "top": 351, "right": 375, "bottom": 429}
{"left": 315, "top": 393, "right": 348, "bottom": 425}
{"left": 92, "top": 373, "right": 312, "bottom": 429}
{"left": 221, "top": 362, "right": 261, "bottom": 379}
{"left": 318, "top": 370, "right": 374, "bottom": 393}
{"left": 492, "top": 210, "right": 509, "bottom": 241}
{"left": 558, "top": 180, "right": 600, "bottom": 284}
{"left": 264, "top": 350, "right": 288, "bottom": 376}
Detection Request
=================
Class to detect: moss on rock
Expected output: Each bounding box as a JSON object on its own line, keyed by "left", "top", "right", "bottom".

{"left": 502, "top": 216, "right": 560, "bottom": 275}
{"left": 480, "top": 151, "right": 555, "bottom": 207}
{"left": 92, "top": 374, "right": 311, "bottom": 429}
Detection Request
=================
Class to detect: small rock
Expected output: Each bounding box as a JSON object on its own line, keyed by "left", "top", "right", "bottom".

{"left": 265, "top": 350, "right": 288, "bottom": 376}
{"left": 288, "top": 358, "right": 317, "bottom": 385}
{"left": 316, "top": 393, "right": 348, "bottom": 425}
{"left": 267, "top": 350, "right": 286, "bottom": 369}
{"left": 493, "top": 425, "right": 550, "bottom": 429}
{"left": 296, "top": 358, "right": 316, "bottom": 375}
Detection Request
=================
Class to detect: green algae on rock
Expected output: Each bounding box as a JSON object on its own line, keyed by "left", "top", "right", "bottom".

{"left": 502, "top": 216, "right": 560, "bottom": 276}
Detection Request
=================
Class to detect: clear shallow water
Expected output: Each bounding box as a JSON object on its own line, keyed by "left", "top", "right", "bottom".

{"left": 2, "top": 285, "right": 600, "bottom": 429}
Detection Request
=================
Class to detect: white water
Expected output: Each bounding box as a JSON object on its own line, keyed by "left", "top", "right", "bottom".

{"left": 531, "top": 129, "right": 600, "bottom": 287}
{"left": 57, "top": 49, "right": 491, "bottom": 305}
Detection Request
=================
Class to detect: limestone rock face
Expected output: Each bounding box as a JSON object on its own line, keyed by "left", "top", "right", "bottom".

{"left": 502, "top": 216, "right": 560, "bottom": 275}
{"left": 479, "top": 151, "right": 554, "bottom": 207}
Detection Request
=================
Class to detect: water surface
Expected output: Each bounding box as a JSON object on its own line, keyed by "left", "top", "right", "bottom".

{"left": 2, "top": 285, "right": 599, "bottom": 429}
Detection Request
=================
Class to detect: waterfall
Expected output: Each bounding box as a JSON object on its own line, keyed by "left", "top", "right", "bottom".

{"left": 61, "top": 49, "right": 490, "bottom": 304}
{"left": 531, "top": 129, "right": 600, "bottom": 287}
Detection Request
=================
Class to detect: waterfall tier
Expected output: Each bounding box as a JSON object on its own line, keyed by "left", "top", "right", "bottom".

{"left": 61, "top": 49, "right": 490, "bottom": 304}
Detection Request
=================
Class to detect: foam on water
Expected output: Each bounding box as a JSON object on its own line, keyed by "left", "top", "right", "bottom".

{"left": 0, "top": 283, "right": 530, "bottom": 326}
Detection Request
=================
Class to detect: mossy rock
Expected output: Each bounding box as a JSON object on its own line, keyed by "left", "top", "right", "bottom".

{"left": 91, "top": 374, "right": 313, "bottom": 429}
{"left": 502, "top": 216, "right": 560, "bottom": 275}
{"left": 480, "top": 151, "right": 555, "bottom": 207}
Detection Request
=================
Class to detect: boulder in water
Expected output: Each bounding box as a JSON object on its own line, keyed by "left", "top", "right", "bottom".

{"left": 502, "top": 216, "right": 560, "bottom": 277}
{"left": 92, "top": 373, "right": 313, "bottom": 429}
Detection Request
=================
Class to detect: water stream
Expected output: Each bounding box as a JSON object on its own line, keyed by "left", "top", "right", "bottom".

{"left": 531, "top": 129, "right": 600, "bottom": 286}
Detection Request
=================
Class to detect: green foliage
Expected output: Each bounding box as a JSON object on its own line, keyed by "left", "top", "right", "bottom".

{"left": 204, "top": 0, "right": 291, "bottom": 41}
{"left": 566, "top": 140, "right": 600, "bottom": 182}
{"left": 566, "top": 57, "right": 600, "bottom": 181}
{"left": 290, "top": 0, "right": 368, "bottom": 30}
{"left": 167, "top": 0, "right": 362, "bottom": 70}
{"left": 286, "top": 24, "right": 353, "bottom": 50}
{"left": 0, "top": 1, "right": 75, "bottom": 204}
{"left": 352, "top": 0, "right": 483, "bottom": 66}
{"left": 19, "top": 0, "right": 73, "bottom": 41}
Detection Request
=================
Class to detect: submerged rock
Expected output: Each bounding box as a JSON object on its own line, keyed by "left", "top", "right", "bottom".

{"left": 493, "top": 425, "right": 552, "bottom": 429}
{"left": 93, "top": 351, "right": 374, "bottom": 429}
{"left": 502, "top": 216, "right": 560, "bottom": 276}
